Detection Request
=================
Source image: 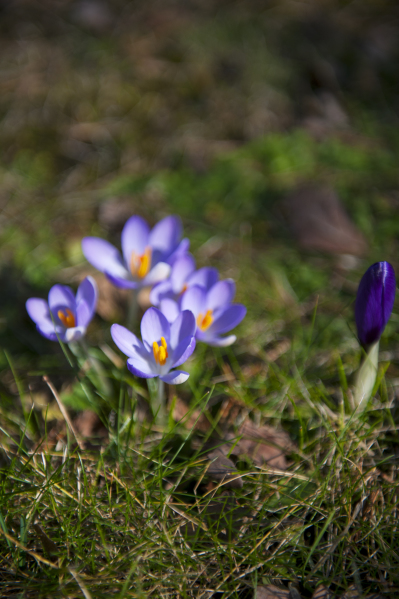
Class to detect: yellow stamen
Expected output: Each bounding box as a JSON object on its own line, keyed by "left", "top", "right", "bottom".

{"left": 130, "top": 247, "right": 152, "bottom": 279}
{"left": 197, "top": 309, "right": 213, "bottom": 331}
{"left": 153, "top": 336, "right": 169, "bottom": 366}
{"left": 180, "top": 283, "right": 188, "bottom": 295}
{"left": 57, "top": 308, "right": 76, "bottom": 328}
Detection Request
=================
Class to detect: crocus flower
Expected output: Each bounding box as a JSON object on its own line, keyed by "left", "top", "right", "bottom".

{"left": 355, "top": 261, "right": 396, "bottom": 347}
{"left": 111, "top": 307, "right": 196, "bottom": 384}
{"left": 26, "top": 277, "right": 98, "bottom": 343}
{"left": 82, "top": 215, "right": 189, "bottom": 289}
{"left": 160, "top": 280, "right": 246, "bottom": 347}
{"left": 150, "top": 253, "right": 219, "bottom": 305}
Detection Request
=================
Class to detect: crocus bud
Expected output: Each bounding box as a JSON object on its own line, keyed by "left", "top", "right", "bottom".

{"left": 355, "top": 261, "right": 396, "bottom": 347}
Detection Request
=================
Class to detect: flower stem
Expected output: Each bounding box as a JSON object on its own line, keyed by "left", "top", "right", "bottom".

{"left": 127, "top": 289, "right": 138, "bottom": 331}
{"left": 353, "top": 341, "right": 379, "bottom": 410}
{"left": 153, "top": 378, "right": 165, "bottom": 426}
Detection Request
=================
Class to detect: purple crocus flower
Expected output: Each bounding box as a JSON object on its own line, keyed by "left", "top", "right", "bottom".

{"left": 150, "top": 253, "right": 219, "bottom": 306}
{"left": 111, "top": 307, "right": 196, "bottom": 384}
{"left": 160, "top": 279, "right": 246, "bottom": 347}
{"left": 26, "top": 277, "right": 98, "bottom": 343}
{"left": 355, "top": 261, "right": 396, "bottom": 347}
{"left": 82, "top": 215, "right": 189, "bottom": 289}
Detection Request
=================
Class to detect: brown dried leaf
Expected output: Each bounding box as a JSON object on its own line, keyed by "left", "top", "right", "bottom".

{"left": 283, "top": 186, "right": 367, "bottom": 256}
{"left": 206, "top": 448, "right": 243, "bottom": 489}
{"left": 227, "top": 421, "right": 296, "bottom": 470}
{"left": 256, "top": 585, "right": 290, "bottom": 599}
{"left": 312, "top": 586, "right": 333, "bottom": 599}
{"left": 33, "top": 523, "right": 59, "bottom": 557}
{"left": 73, "top": 410, "right": 107, "bottom": 439}
{"left": 172, "top": 398, "right": 210, "bottom": 432}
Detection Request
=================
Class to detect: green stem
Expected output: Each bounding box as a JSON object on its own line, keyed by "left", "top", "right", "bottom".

{"left": 79, "top": 339, "right": 112, "bottom": 398}
{"left": 153, "top": 378, "right": 166, "bottom": 426}
{"left": 127, "top": 289, "right": 138, "bottom": 331}
{"left": 353, "top": 341, "right": 379, "bottom": 410}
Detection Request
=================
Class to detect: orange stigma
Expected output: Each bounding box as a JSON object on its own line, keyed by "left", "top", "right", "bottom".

{"left": 197, "top": 309, "right": 213, "bottom": 331}
{"left": 130, "top": 247, "right": 152, "bottom": 279}
{"left": 180, "top": 283, "right": 188, "bottom": 295}
{"left": 153, "top": 336, "right": 168, "bottom": 366}
{"left": 57, "top": 308, "right": 76, "bottom": 328}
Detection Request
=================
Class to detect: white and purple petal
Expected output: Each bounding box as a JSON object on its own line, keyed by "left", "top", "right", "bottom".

{"left": 127, "top": 358, "right": 158, "bottom": 379}
{"left": 180, "top": 285, "right": 207, "bottom": 319}
{"left": 170, "top": 254, "right": 196, "bottom": 294}
{"left": 150, "top": 280, "right": 173, "bottom": 306}
{"left": 170, "top": 310, "right": 196, "bottom": 349}
{"left": 159, "top": 370, "right": 190, "bottom": 384}
{"left": 48, "top": 285, "right": 75, "bottom": 316}
{"left": 26, "top": 298, "right": 50, "bottom": 326}
{"left": 208, "top": 304, "right": 246, "bottom": 336}
{"left": 111, "top": 324, "right": 146, "bottom": 359}
{"left": 172, "top": 336, "right": 196, "bottom": 368}
{"left": 142, "top": 262, "right": 171, "bottom": 286}
{"left": 149, "top": 215, "right": 182, "bottom": 255}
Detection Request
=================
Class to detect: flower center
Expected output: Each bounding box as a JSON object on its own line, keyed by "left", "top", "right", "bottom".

{"left": 197, "top": 309, "right": 213, "bottom": 331}
{"left": 180, "top": 283, "right": 188, "bottom": 295}
{"left": 57, "top": 308, "right": 76, "bottom": 328}
{"left": 130, "top": 247, "right": 152, "bottom": 279}
{"left": 153, "top": 336, "right": 168, "bottom": 366}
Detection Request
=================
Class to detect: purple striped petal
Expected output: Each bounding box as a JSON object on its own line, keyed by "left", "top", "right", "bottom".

{"left": 160, "top": 370, "right": 189, "bottom": 384}
{"left": 355, "top": 261, "right": 396, "bottom": 346}
{"left": 172, "top": 336, "right": 196, "bottom": 368}
{"left": 127, "top": 358, "right": 158, "bottom": 379}
{"left": 187, "top": 267, "right": 219, "bottom": 290}
{"left": 159, "top": 299, "right": 180, "bottom": 324}
{"left": 121, "top": 216, "right": 150, "bottom": 266}
{"left": 111, "top": 324, "right": 146, "bottom": 359}
{"left": 149, "top": 215, "right": 182, "bottom": 254}
{"left": 140, "top": 307, "right": 170, "bottom": 350}
{"left": 76, "top": 277, "right": 97, "bottom": 328}
{"left": 170, "top": 254, "right": 196, "bottom": 293}
{"left": 208, "top": 304, "right": 246, "bottom": 335}
{"left": 206, "top": 279, "right": 236, "bottom": 311}
{"left": 82, "top": 237, "right": 128, "bottom": 278}
{"left": 170, "top": 310, "right": 196, "bottom": 349}
{"left": 180, "top": 285, "right": 207, "bottom": 318}
{"left": 48, "top": 285, "right": 76, "bottom": 316}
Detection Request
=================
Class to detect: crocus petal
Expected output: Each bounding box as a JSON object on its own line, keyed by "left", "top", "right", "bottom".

{"left": 159, "top": 299, "right": 180, "bottom": 324}
{"left": 82, "top": 237, "right": 128, "bottom": 279}
{"left": 48, "top": 285, "right": 76, "bottom": 315}
{"left": 149, "top": 215, "right": 182, "bottom": 254}
{"left": 26, "top": 298, "right": 50, "bottom": 325}
{"left": 76, "top": 276, "right": 98, "bottom": 328}
{"left": 121, "top": 216, "right": 150, "bottom": 266}
{"left": 167, "top": 238, "right": 190, "bottom": 265}
{"left": 141, "top": 307, "right": 170, "bottom": 350}
{"left": 127, "top": 358, "right": 158, "bottom": 379}
{"left": 180, "top": 285, "right": 207, "bottom": 318}
{"left": 187, "top": 267, "right": 219, "bottom": 290}
{"left": 142, "top": 262, "right": 171, "bottom": 286}
{"left": 170, "top": 310, "right": 196, "bottom": 349}
{"left": 355, "top": 261, "right": 396, "bottom": 346}
{"left": 105, "top": 273, "right": 139, "bottom": 289}
{"left": 170, "top": 254, "right": 196, "bottom": 294}
{"left": 203, "top": 334, "right": 236, "bottom": 347}
{"left": 149, "top": 280, "right": 173, "bottom": 306}
{"left": 37, "top": 325, "right": 60, "bottom": 342}
{"left": 65, "top": 326, "right": 86, "bottom": 342}
{"left": 160, "top": 370, "right": 190, "bottom": 384}
{"left": 208, "top": 304, "right": 246, "bottom": 335}
{"left": 111, "top": 324, "right": 146, "bottom": 359}
{"left": 206, "top": 279, "right": 236, "bottom": 311}
{"left": 172, "top": 336, "right": 196, "bottom": 368}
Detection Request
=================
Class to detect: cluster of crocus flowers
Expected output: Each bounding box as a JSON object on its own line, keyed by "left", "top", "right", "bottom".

{"left": 354, "top": 261, "right": 396, "bottom": 408}
{"left": 26, "top": 277, "right": 98, "bottom": 343}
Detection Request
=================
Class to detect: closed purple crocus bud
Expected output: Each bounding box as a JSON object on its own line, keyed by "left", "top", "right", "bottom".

{"left": 355, "top": 261, "right": 396, "bottom": 347}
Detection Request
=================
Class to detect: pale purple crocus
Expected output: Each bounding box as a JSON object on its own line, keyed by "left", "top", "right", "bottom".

{"left": 355, "top": 261, "right": 396, "bottom": 347}
{"left": 26, "top": 277, "right": 98, "bottom": 343}
{"left": 111, "top": 307, "right": 196, "bottom": 384}
{"left": 150, "top": 253, "right": 219, "bottom": 305}
{"left": 82, "top": 215, "right": 189, "bottom": 289}
{"left": 160, "top": 280, "right": 246, "bottom": 347}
